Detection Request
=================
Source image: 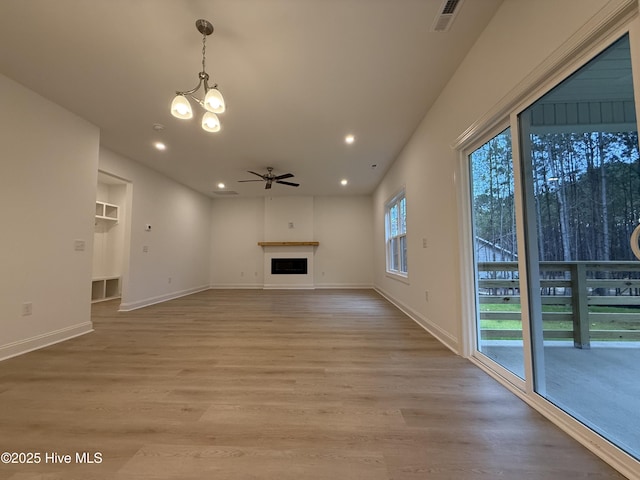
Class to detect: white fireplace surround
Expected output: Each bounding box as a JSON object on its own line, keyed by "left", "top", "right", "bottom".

{"left": 261, "top": 244, "right": 317, "bottom": 289}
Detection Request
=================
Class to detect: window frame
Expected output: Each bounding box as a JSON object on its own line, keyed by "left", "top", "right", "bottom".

{"left": 385, "top": 188, "right": 408, "bottom": 278}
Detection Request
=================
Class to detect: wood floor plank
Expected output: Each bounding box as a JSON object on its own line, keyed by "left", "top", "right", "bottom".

{"left": 116, "top": 444, "right": 389, "bottom": 480}
{"left": 0, "top": 289, "right": 627, "bottom": 479}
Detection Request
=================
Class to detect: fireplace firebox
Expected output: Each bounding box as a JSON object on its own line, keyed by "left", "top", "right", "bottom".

{"left": 271, "top": 258, "right": 308, "bottom": 275}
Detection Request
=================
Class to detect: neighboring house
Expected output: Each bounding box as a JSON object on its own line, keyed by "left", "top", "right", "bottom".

{"left": 474, "top": 236, "right": 518, "bottom": 263}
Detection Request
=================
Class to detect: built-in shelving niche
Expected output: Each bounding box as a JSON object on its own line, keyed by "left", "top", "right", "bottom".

{"left": 95, "top": 201, "right": 119, "bottom": 222}
{"left": 92, "top": 174, "right": 127, "bottom": 303}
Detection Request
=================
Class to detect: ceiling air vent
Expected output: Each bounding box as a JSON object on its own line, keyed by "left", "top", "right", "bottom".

{"left": 430, "top": 0, "right": 464, "bottom": 32}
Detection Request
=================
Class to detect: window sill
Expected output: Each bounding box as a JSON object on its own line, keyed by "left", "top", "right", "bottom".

{"left": 385, "top": 271, "right": 409, "bottom": 284}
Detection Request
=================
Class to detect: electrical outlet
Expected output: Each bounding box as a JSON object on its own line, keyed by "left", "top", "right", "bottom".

{"left": 425, "top": 290, "right": 429, "bottom": 302}
{"left": 168, "top": 277, "right": 172, "bottom": 284}
{"left": 422, "top": 238, "right": 428, "bottom": 248}
{"left": 22, "top": 302, "right": 33, "bottom": 316}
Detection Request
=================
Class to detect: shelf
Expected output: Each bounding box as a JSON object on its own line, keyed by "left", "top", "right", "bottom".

{"left": 95, "top": 201, "right": 119, "bottom": 222}
{"left": 91, "top": 276, "right": 120, "bottom": 303}
{"left": 258, "top": 242, "right": 319, "bottom": 246}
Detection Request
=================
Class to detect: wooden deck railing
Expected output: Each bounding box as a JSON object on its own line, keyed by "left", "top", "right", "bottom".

{"left": 477, "top": 261, "right": 640, "bottom": 348}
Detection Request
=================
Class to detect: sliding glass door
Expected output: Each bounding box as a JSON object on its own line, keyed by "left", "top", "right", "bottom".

{"left": 518, "top": 33, "right": 639, "bottom": 460}
{"left": 469, "top": 32, "right": 640, "bottom": 461}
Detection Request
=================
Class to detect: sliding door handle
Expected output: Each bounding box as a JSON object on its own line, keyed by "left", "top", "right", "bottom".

{"left": 630, "top": 224, "right": 640, "bottom": 261}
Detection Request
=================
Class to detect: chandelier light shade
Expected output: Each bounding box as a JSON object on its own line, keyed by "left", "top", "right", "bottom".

{"left": 170, "top": 95, "right": 193, "bottom": 119}
{"left": 202, "top": 112, "right": 221, "bottom": 132}
{"left": 171, "top": 19, "right": 226, "bottom": 132}
{"left": 204, "top": 87, "right": 225, "bottom": 114}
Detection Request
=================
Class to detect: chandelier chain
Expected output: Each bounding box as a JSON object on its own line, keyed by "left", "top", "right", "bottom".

{"left": 201, "top": 34, "right": 207, "bottom": 74}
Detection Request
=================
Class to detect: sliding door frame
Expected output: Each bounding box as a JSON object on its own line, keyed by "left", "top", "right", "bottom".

{"left": 460, "top": 121, "right": 528, "bottom": 392}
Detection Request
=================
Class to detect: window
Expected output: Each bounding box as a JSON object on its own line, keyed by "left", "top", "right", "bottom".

{"left": 385, "top": 190, "right": 407, "bottom": 275}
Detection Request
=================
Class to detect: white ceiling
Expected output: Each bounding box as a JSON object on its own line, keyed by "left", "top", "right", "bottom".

{"left": 0, "top": 0, "right": 503, "bottom": 198}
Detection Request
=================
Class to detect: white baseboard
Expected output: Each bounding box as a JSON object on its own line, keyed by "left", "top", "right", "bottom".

{"left": 209, "top": 283, "right": 263, "bottom": 289}
{"left": 0, "top": 322, "right": 94, "bottom": 362}
{"left": 210, "top": 283, "right": 374, "bottom": 290}
{"left": 374, "top": 286, "right": 460, "bottom": 355}
{"left": 118, "top": 285, "right": 210, "bottom": 311}
{"left": 263, "top": 283, "right": 315, "bottom": 289}
{"left": 315, "top": 283, "right": 374, "bottom": 289}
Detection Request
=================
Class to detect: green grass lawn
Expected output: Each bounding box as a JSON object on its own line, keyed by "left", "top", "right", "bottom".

{"left": 480, "top": 303, "right": 640, "bottom": 331}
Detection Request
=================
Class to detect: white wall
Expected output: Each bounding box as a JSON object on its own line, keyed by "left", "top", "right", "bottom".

{"left": 210, "top": 195, "right": 373, "bottom": 288}
{"left": 0, "top": 73, "right": 99, "bottom": 359}
{"left": 314, "top": 196, "right": 373, "bottom": 288}
{"left": 210, "top": 197, "right": 265, "bottom": 288}
{"left": 264, "top": 196, "right": 314, "bottom": 241}
{"left": 373, "top": 0, "right": 614, "bottom": 352}
{"left": 99, "top": 148, "right": 212, "bottom": 310}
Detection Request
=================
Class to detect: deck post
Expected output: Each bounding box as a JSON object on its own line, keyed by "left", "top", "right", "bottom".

{"left": 570, "top": 262, "right": 590, "bottom": 349}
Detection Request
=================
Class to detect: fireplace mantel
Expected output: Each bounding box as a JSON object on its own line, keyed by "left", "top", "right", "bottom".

{"left": 258, "top": 242, "right": 319, "bottom": 247}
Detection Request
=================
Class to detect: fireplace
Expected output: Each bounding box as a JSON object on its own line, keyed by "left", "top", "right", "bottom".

{"left": 260, "top": 242, "right": 317, "bottom": 289}
{"left": 271, "top": 258, "right": 308, "bottom": 275}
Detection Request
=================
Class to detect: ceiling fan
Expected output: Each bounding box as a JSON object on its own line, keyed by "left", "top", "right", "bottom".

{"left": 238, "top": 167, "right": 299, "bottom": 189}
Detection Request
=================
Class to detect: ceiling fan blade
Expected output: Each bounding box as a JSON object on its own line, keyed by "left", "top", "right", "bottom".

{"left": 265, "top": 182, "right": 272, "bottom": 190}
{"left": 238, "top": 179, "right": 264, "bottom": 182}
{"left": 276, "top": 180, "right": 300, "bottom": 187}
{"left": 274, "top": 173, "right": 294, "bottom": 180}
{"left": 247, "top": 170, "right": 265, "bottom": 179}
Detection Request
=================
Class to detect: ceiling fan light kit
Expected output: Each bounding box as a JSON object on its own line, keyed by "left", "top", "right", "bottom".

{"left": 170, "top": 19, "right": 226, "bottom": 133}
{"left": 238, "top": 167, "right": 300, "bottom": 189}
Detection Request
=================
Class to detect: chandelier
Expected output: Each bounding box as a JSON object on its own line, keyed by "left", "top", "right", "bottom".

{"left": 170, "top": 19, "right": 226, "bottom": 133}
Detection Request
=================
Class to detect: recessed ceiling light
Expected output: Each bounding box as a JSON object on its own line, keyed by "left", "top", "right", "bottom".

{"left": 345, "top": 134, "right": 355, "bottom": 145}
{"left": 341, "top": 179, "right": 348, "bottom": 186}
{"left": 217, "top": 182, "right": 226, "bottom": 189}
{"left": 154, "top": 142, "right": 166, "bottom": 151}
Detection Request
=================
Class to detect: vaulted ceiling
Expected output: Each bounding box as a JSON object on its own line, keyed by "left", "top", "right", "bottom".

{"left": 0, "top": 0, "right": 503, "bottom": 197}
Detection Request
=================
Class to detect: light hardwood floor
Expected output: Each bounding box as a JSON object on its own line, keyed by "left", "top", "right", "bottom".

{"left": 0, "top": 289, "right": 627, "bottom": 479}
